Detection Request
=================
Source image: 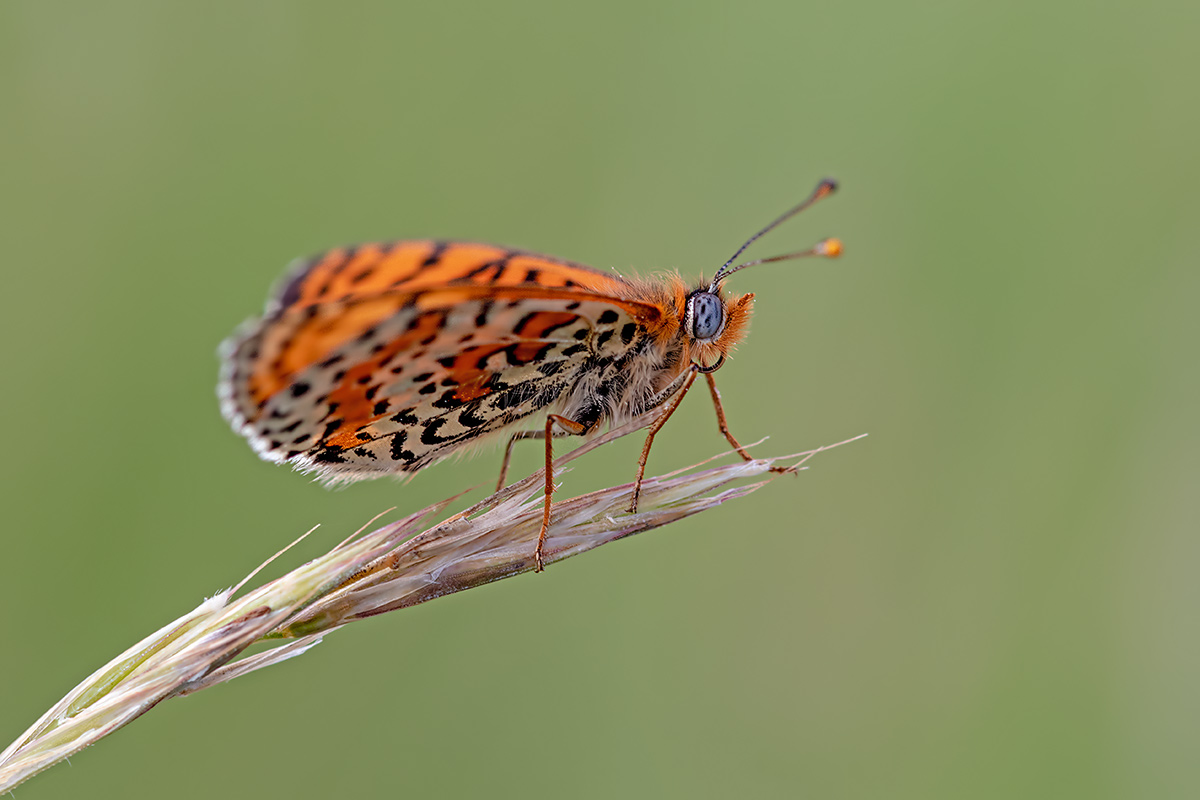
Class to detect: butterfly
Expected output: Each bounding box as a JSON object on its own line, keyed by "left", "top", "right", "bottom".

{"left": 219, "top": 179, "right": 841, "bottom": 571}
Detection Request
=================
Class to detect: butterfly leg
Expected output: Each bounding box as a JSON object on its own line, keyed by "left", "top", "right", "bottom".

{"left": 703, "top": 372, "right": 796, "bottom": 475}
{"left": 496, "top": 427, "right": 575, "bottom": 492}
{"left": 629, "top": 369, "right": 699, "bottom": 514}
{"left": 532, "top": 413, "right": 589, "bottom": 572}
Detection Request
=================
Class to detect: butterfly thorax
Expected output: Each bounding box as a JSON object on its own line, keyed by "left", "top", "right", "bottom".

{"left": 557, "top": 276, "right": 755, "bottom": 430}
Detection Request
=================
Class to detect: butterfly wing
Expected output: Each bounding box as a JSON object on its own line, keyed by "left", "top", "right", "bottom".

{"left": 219, "top": 240, "right": 666, "bottom": 482}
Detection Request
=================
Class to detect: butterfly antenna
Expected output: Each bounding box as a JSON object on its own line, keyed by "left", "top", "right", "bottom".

{"left": 710, "top": 178, "right": 840, "bottom": 291}
{"left": 713, "top": 237, "right": 843, "bottom": 286}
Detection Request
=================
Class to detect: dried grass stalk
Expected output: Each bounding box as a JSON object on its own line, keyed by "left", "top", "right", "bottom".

{"left": 0, "top": 414, "right": 864, "bottom": 793}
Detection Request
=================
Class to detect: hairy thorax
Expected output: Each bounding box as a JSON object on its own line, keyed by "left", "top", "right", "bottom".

{"left": 557, "top": 331, "right": 689, "bottom": 431}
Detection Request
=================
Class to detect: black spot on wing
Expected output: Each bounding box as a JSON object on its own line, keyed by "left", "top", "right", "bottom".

{"left": 421, "top": 241, "right": 449, "bottom": 267}
{"left": 475, "top": 301, "right": 494, "bottom": 328}
{"left": 314, "top": 448, "right": 347, "bottom": 464}
{"left": 464, "top": 258, "right": 509, "bottom": 283}
{"left": 420, "top": 418, "right": 455, "bottom": 446}
{"left": 391, "top": 407, "right": 419, "bottom": 425}
{"left": 475, "top": 349, "right": 499, "bottom": 369}
{"left": 514, "top": 312, "right": 541, "bottom": 336}
{"left": 432, "top": 389, "right": 464, "bottom": 410}
{"left": 389, "top": 430, "right": 418, "bottom": 464}
{"left": 458, "top": 405, "right": 491, "bottom": 428}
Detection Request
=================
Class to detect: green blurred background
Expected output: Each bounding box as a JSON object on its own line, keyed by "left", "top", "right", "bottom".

{"left": 2, "top": 1, "right": 1197, "bottom": 797}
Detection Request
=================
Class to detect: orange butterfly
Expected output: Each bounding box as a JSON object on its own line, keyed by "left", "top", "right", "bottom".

{"left": 219, "top": 179, "right": 841, "bottom": 570}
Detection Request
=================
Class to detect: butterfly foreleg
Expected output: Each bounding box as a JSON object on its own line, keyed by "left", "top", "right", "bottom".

{"left": 531, "top": 413, "right": 589, "bottom": 573}
{"left": 629, "top": 369, "right": 700, "bottom": 514}
{"left": 703, "top": 372, "right": 796, "bottom": 476}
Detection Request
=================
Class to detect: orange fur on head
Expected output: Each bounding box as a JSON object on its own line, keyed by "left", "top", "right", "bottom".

{"left": 615, "top": 272, "right": 688, "bottom": 346}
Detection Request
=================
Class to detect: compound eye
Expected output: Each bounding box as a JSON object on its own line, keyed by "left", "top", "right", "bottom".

{"left": 689, "top": 292, "right": 725, "bottom": 341}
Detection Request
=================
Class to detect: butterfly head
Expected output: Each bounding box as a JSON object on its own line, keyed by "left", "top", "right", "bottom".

{"left": 683, "top": 178, "right": 843, "bottom": 374}
{"left": 682, "top": 285, "right": 754, "bottom": 373}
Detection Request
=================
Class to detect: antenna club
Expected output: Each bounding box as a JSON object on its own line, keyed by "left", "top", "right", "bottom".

{"left": 816, "top": 237, "right": 843, "bottom": 258}
{"left": 817, "top": 178, "right": 839, "bottom": 196}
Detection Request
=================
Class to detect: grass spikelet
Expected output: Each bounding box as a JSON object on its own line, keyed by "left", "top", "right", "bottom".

{"left": 0, "top": 414, "right": 863, "bottom": 793}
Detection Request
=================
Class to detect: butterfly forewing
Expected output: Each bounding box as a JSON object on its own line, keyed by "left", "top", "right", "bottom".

{"left": 272, "top": 240, "right": 628, "bottom": 310}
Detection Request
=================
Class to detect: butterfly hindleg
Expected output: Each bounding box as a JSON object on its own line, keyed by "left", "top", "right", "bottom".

{"left": 703, "top": 372, "right": 796, "bottom": 475}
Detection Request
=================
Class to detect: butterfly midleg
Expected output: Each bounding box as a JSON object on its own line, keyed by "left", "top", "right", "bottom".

{"left": 703, "top": 372, "right": 796, "bottom": 475}
{"left": 532, "top": 413, "right": 589, "bottom": 573}
{"left": 629, "top": 369, "right": 699, "bottom": 514}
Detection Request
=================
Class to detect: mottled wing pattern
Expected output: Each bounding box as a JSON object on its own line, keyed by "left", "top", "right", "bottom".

{"left": 219, "top": 241, "right": 663, "bottom": 482}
